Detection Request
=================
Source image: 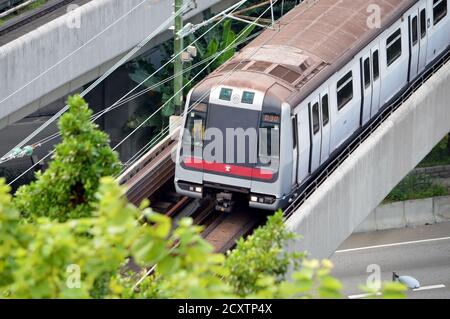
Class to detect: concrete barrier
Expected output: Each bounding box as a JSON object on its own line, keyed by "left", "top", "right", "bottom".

{"left": 412, "top": 164, "right": 450, "bottom": 179}
{"left": 285, "top": 59, "right": 450, "bottom": 259}
{"left": 354, "top": 196, "right": 450, "bottom": 233}
{"left": 434, "top": 195, "right": 450, "bottom": 223}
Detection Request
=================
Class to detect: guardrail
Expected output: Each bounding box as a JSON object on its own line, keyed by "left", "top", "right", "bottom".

{"left": 0, "top": 0, "right": 75, "bottom": 36}
{"left": 118, "top": 129, "right": 180, "bottom": 205}
{"left": 0, "top": 0, "right": 37, "bottom": 19}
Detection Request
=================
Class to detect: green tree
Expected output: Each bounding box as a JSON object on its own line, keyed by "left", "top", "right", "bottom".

{"left": 14, "top": 95, "right": 121, "bottom": 221}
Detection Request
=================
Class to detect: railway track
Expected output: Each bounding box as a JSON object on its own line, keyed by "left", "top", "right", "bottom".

{"left": 0, "top": 0, "right": 76, "bottom": 36}
{"left": 119, "top": 130, "right": 266, "bottom": 253}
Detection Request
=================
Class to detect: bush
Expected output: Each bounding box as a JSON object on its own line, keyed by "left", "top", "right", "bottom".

{"left": 225, "top": 211, "right": 303, "bottom": 296}
{"left": 419, "top": 135, "right": 450, "bottom": 167}
{"left": 385, "top": 173, "right": 448, "bottom": 202}
{"left": 14, "top": 95, "right": 121, "bottom": 221}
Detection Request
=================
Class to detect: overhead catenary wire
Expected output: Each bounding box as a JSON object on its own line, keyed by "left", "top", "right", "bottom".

{"left": 2, "top": 0, "right": 251, "bottom": 165}
{"left": 0, "top": 0, "right": 151, "bottom": 112}
{"left": 111, "top": 2, "right": 275, "bottom": 153}
{"left": 31, "top": 30, "right": 263, "bottom": 162}
{"left": 1, "top": 0, "right": 191, "bottom": 160}
{"left": 119, "top": 2, "right": 279, "bottom": 172}
{"left": 5, "top": 0, "right": 253, "bottom": 184}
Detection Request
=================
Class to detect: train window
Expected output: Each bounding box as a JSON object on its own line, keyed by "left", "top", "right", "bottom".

{"left": 312, "top": 102, "right": 320, "bottom": 135}
{"left": 373, "top": 50, "right": 380, "bottom": 80}
{"left": 420, "top": 9, "right": 427, "bottom": 38}
{"left": 386, "top": 28, "right": 402, "bottom": 66}
{"left": 183, "top": 104, "right": 208, "bottom": 149}
{"left": 412, "top": 16, "right": 418, "bottom": 45}
{"left": 242, "top": 91, "right": 255, "bottom": 104}
{"left": 433, "top": 0, "right": 447, "bottom": 25}
{"left": 219, "top": 88, "right": 233, "bottom": 101}
{"left": 337, "top": 71, "right": 353, "bottom": 110}
{"left": 363, "top": 58, "right": 371, "bottom": 88}
{"left": 259, "top": 114, "right": 280, "bottom": 162}
{"left": 322, "top": 94, "right": 329, "bottom": 127}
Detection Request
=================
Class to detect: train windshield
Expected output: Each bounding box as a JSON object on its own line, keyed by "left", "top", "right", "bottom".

{"left": 204, "top": 104, "right": 260, "bottom": 166}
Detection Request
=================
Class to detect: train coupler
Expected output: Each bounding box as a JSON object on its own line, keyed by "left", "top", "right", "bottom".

{"left": 215, "top": 192, "right": 234, "bottom": 213}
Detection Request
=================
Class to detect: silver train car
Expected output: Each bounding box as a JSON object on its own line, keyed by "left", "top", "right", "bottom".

{"left": 175, "top": 0, "right": 450, "bottom": 212}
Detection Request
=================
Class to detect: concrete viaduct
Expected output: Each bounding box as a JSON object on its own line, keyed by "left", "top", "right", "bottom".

{"left": 286, "top": 58, "right": 450, "bottom": 258}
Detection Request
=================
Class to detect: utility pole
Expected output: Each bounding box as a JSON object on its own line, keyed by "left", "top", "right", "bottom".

{"left": 174, "top": 0, "right": 184, "bottom": 115}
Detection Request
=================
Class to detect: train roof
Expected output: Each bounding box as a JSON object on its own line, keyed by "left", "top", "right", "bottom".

{"left": 194, "top": 0, "right": 418, "bottom": 108}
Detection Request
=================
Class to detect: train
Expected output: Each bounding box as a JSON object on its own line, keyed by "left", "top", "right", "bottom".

{"left": 0, "top": 0, "right": 24, "bottom": 13}
{"left": 175, "top": 0, "right": 450, "bottom": 212}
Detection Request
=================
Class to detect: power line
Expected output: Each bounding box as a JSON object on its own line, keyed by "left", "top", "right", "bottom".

{"left": 5, "top": 0, "right": 253, "bottom": 184}
{"left": 116, "top": 1, "right": 279, "bottom": 167}
{"left": 2, "top": 0, "right": 250, "bottom": 165}
{"left": 1, "top": 0, "right": 191, "bottom": 160}
{"left": 0, "top": 0, "right": 150, "bottom": 107}
{"left": 31, "top": 30, "right": 262, "bottom": 154}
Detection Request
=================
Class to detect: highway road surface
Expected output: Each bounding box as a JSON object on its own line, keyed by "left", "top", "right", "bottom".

{"left": 331, "top": 222, "right": 450, "bottom": 299}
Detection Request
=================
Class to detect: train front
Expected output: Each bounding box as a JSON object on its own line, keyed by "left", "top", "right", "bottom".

{"left": 175, "top": 80, "right": 293, "bottom": 212}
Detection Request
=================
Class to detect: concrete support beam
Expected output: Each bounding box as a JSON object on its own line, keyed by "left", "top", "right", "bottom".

{"left": 0, "top": 0, "right": 233, "bottom": 130}
{"left": 285, "top": 61, "right": 450, "bottom": 259}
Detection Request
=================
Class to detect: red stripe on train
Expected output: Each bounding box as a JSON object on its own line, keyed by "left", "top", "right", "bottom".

{"left": 183, "top": 157, "right": 274, "bottom": 180}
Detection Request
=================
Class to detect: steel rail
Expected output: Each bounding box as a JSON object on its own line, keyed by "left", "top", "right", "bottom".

{"left": 0, "top": 0, "right": 76, "bottom": 36}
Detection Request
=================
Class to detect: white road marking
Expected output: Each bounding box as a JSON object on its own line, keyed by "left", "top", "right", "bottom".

{"left": 413, "top": 284, "right": 446, "bottom": 291}
{"left": 348, "top": 284, "right": 446, "bottom": 299}
{"left": 348, "top": 292, "right": 381, "bottom": 299}
{"left": 336, "top": 236, "right": 450, "bottom": 253}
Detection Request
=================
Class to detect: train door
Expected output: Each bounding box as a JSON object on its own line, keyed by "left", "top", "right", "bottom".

{"left": 361, "top": 44, "right": 382, "bottom": 124}
{"left": 418, "top": 4, "right": 429, "bottom": 73}
{"left": 309, "top": 99, "right": 321, "bottom": 173}
{"left": 319, "top": 91, "right": 331, "bottom": 165}
{"left": 291, "top": 115, "right": 298, "bottom": 186}
{"left": 409, "top": 10, "right": 420, "bottom": 80}
{"left": 360, "top": 53, "right": 372, "bottom": 125}
{"left": 370, "top": 46, "right": 381, "bottom": 116}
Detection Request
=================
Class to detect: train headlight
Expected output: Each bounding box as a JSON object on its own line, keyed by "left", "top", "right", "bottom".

{"left": 195, "top": 187, "right": 203, "bottom": 193}
{"left": 250, "top": 194, "right": 276, "bottom": 205}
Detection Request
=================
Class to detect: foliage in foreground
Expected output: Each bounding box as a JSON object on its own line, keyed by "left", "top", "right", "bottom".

{"left": 0, "top": 177, "right": 406, "bottom": 299}
{"left": 14, "top": 95, "right": 121, "bottom": 221}
{"left": 2, "top": 94, "right": 406, "bottom": 299}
